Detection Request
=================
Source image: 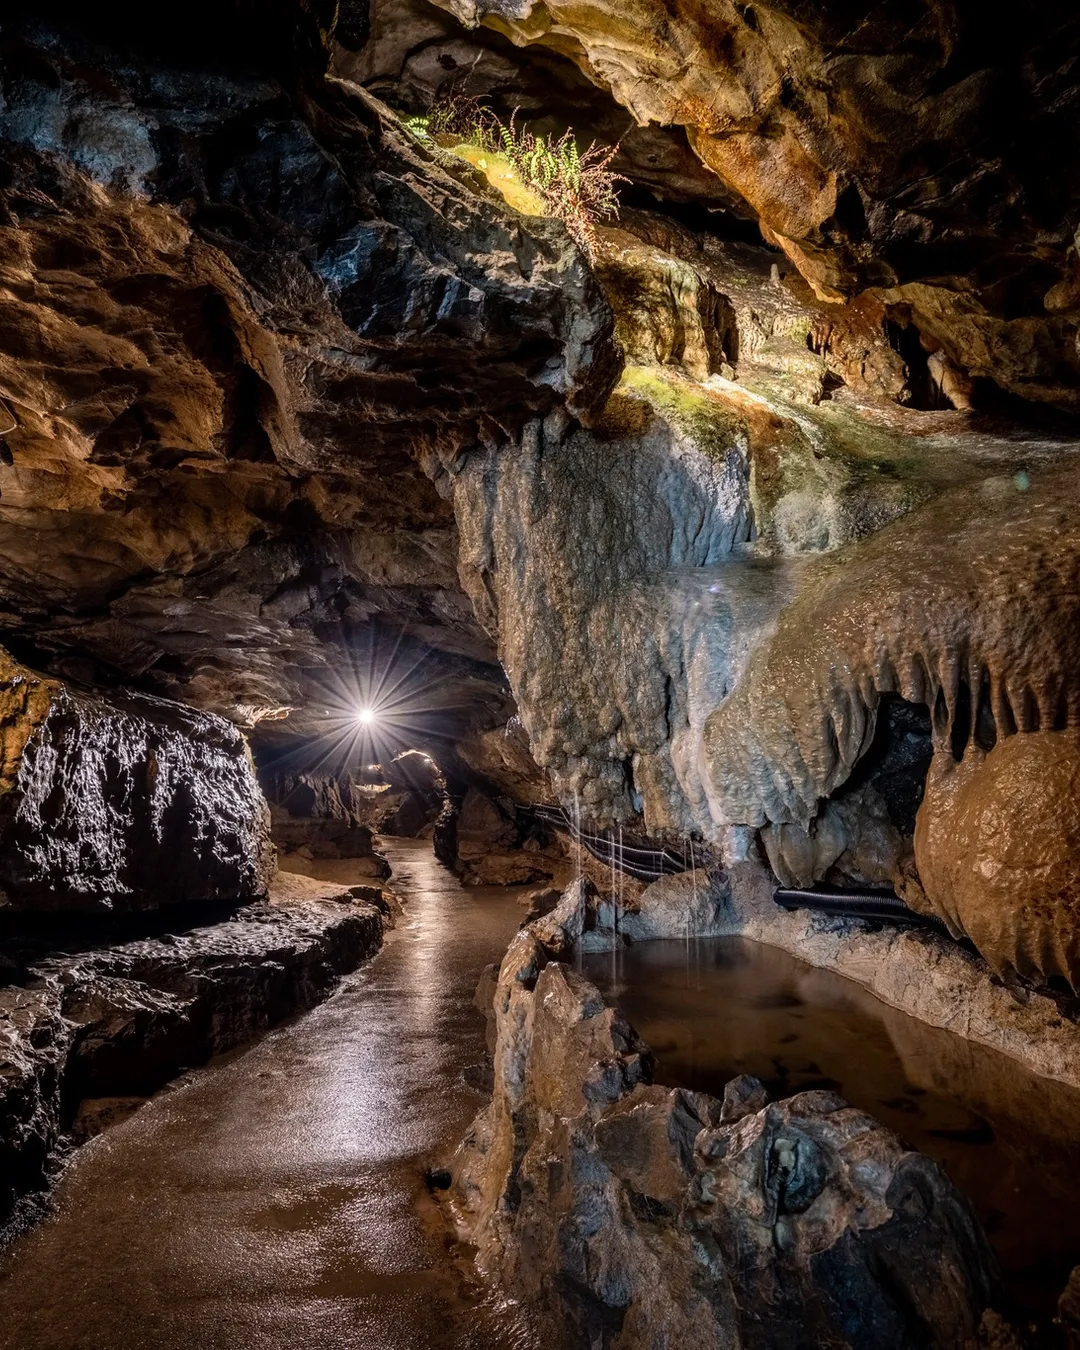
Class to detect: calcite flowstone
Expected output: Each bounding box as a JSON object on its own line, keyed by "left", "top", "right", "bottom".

{"left": 914, "top": 734, "right": 1080, "bottom": 986}
{"left": 0, "top": 648, "right": 273, "bottom": 912}
{"left": 451, "top": 882, "right": 998, "bottom": 1348}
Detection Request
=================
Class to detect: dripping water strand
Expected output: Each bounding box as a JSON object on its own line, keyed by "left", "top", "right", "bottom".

{"left": 572, "top": 791, "right": 583, "bottom": 972}
{"left": 610, "top": 829, "right": 618, "bottom": 983}
{"left": 686, "top": 837, "right": 696, "bottom": 978}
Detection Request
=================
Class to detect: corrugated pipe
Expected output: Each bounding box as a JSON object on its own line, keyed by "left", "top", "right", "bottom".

{"left": 774, "top": 887, "right": 952, "bottom": 937}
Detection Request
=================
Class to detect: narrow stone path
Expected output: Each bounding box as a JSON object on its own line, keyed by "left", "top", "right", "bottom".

{"left": 0, "top": 840, "right": 537, "bottom": 1350}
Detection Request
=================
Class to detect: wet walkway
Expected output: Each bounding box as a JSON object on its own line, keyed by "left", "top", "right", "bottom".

{"left": 0, "top": 840, "right": 537, "bottom": 1350}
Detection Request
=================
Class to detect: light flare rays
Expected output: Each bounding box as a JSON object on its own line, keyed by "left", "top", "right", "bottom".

{"left": 274, "top": 633, "right": 470, "bottom": 779}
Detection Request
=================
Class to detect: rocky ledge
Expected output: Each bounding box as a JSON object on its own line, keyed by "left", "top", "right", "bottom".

{"left": 450, "top": 879, "right": 1006, "bottom": 1349}
{"left": 0, "top": 871, "right": 387, "bottom": 1234}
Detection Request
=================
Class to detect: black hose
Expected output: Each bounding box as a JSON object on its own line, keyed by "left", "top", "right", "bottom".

{"left": 774, "top": 887, "right": 952, "bottom": 937}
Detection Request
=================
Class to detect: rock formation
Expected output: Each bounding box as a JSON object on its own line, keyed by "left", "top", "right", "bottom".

{"left": 451, "top": 877, "right": 999, "bottom": 1347}
{"left": 428, "top": 0, "right": 1080, "bottom": 408}
{"left": 2, "top": 0, "right": 1078, "bottom": 984}
{"left": 914, "top": 732, "right": 1080, "bottom": 985}
{"left": 0, "top": 1, "right": 615, "bottom": 735}
{"left": 258, "top": 764, "right": 392, "bottom": 870}
{"left": 1, "top": 646, "right": 273, "bottom": 912}
{"left": 1, "top": 5, "right": 1080, "bottom": 1333}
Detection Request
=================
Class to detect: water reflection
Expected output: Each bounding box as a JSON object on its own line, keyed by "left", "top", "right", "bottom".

{"left": 582, "top": 936, "right": 1080, "bottom": 1324}
{"left": 0, "top": 841, "right": 544, "bottom": 1350}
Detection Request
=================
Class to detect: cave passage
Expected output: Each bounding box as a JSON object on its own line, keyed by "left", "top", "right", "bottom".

{"left": 582, "top": 936, "right": 1080, "bottom": 1331}
{"left": 0, "top": 842, "right": 538, "bottom": 1350}
{"left": 3, "top": 0, "right": 1080, "bottom": 1342}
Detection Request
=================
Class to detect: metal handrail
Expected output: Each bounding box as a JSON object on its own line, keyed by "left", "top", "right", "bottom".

{"left": 531, "top": 804, "right": 691, "bottom": 882}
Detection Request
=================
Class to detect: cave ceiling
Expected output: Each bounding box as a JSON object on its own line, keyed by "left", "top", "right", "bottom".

{"left": 426, "top": 0, "right": 1080, "bottom": 405}
{"left": 1, "top": 0, "right": 1079, "bottom": 777}
{"left": 0, "top": 0, "right": 616, "bottom": 745}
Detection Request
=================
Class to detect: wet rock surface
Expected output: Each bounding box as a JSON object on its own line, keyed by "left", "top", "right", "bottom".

{"left": 0, "top": 1, "right": 614, "bottom": 737}
{"left": 0, "top": 839, "right": 540, "bottom": 1350}
{"left": 3, "top": 0, "right": 1080, "bottom": 998}
{"left": 0, "top": 646, "right": 273, "bottom": 912}
{"left": 452, "top": 879, "right": 999, "bottom": 1348}
{"left": 914, "top": 731, "right": 1080, "bottom": 985}
{"left": 0, "top": 6, "right": 1077, "bottom": 1340}
{"left": 260, "top": 765, "right": 394, "bottom": 875}
{"left": 582, "top": 933, "right": 1080, "bottom": 1332}
{"left": 0, "top": 869, "right": 385, "bottom": 1232}
{"left": 451, "top": 240, "right": 1080, "bottom": 983}
{"left": 429, "top": 0, "right": 1080, "bottom": 408}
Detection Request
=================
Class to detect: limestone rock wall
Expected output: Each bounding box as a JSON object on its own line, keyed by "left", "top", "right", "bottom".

{"left": 431, "top": 0, "right": 1080, "bottom": 409}
{"left": 0, "top": 3, "right": 616, "bottom": 733}
{"left": 447, "top": 203, "right": 1080, "bottom": 983}
{"left": 3, "top": 1, "right": 1080, "bottom": 991}
{"left": 453, "top": 387, "right": 754, "bottom": 828}
{"left": 0, "top": 648, "right": 273, "bottom": 912}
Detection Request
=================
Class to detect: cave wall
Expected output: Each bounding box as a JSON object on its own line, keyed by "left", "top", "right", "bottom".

{"left": 0, "top": 645, "right": 272, "bottom": 912}
{"left": 3, "top": 7, "right": 1080, "bottom": 1338}
{"left": 0, "top": 1, "right": 615, "bottom": 735}
{"left": 1, "top": 0, "right": 1079, "bottom": 986}
{"left": 429, "top": 0, "right": 1080, "bottom": 409}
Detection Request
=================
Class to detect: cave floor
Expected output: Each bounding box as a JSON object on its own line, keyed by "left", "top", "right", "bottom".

{"left": 0, "top": 840, "right": 540, "bottom": 1350}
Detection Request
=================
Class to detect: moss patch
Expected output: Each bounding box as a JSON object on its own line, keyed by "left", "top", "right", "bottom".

{"left": 443, "top": 144, "right": 547, "bottom": 216}
{"left": 618, "top": 365, "right": 748, "bottom": 459}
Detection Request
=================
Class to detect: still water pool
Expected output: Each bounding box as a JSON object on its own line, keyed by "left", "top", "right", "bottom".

{"left": 582, "top": 935, "right": 1080, "bottom": 1330}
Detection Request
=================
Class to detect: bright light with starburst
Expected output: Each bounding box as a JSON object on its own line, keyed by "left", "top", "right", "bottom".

{"left": 259, "top": 623, "right": 480, "bottom": 785}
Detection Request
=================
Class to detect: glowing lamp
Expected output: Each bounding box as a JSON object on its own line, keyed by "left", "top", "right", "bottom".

{"left": 357, "top": 707, "right": 376, "bottom": 725}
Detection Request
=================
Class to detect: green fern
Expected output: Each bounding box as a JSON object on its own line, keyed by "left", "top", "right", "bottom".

{"left": 402, "top": 114, "right": 432, "bottom": 142}
{"left": 407, "top": 95, "right": 627, "bottom": 260}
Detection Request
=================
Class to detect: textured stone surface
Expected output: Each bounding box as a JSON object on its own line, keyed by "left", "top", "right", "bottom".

{"left": 2, "top": 1, "right": 1080, "bottom": 1007}
{"left": 430, "top": 0, "right": 1080, "bottom": 408}
{"left": 0, "top": 3, "right": 615, "bottom": 737}
{"left": 453, "top": 382, "right": 754, "bottom": 823}
{"left": 451, "top": 883, "right": 998, "bottom": 1348}
{"left": 0, "top": 869, "right": 385, "bottom": 1231}
{"left": 259, "top": 765, "right": 395, "bottom": 867}
{"left": 453, "top": 363, "right": 1076, "bottom": 844}
{"left": 0, "top": 647, "right": 273, "bottom": 913}
{"left": 702, "top": 469, "right": 1080, "bottom": 838}
{"left": 914, "top": 734, "right": 1080, "bottom": 985}
{"left": 350, "top": 0, "right": 753, "bottom": 219}
{"left": 450, "top": 787, "right": 567, "bottom": 885}
{"left": 451, "top": 318, "right": 1080, "bottom": 976}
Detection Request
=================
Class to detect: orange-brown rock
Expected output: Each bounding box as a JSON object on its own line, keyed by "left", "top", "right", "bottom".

{"left": 433, "top": 0, "right": 1080, "bottom": 408}
{"left": 914, "top": 734, "right": 1080, "bottom": 985}
{"left": 0, "top": 3, "right": 616, "bottom": 739}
